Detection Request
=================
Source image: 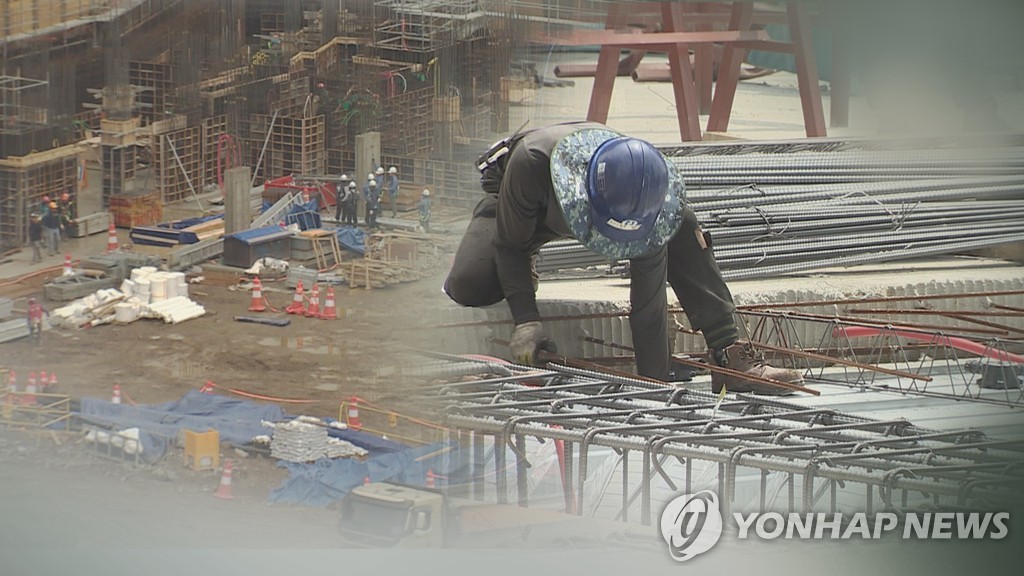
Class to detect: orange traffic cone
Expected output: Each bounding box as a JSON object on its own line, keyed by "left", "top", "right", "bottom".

{"left": 106, "top": 220, "right": 119, "bottom": 253}
{"left": 199, "top": 380, "right": 215, "bottom": 394}
{"left": 39, "top": 370, "right": 48, "bottom": 392}
{"left": 48, "top": 372, "right": 58, "bottom": 393}
{"left": 305, "top": 284, "right": 321, "bottom": 318}
{"left": 425, "top": 468, "right": 436, "bottom": 489}
{"left": 112, "top": 383, "right": 122, "bottom": 405}
{"left": 320, "top": 286, "right": 337, "bottom": 320}
{"left": 62, "top": 254, "right": 73, "bottom": 276}
{"left": 214, "top": 460, "right": 234, "bottom": 500}
{"left": 285, "top": 281, "right": 306, "bottom": 315}
{"left": 7, "top": 370, "right": 17, "bottom": 399}
{"left": 25, "top": 372, "right": 37, "bottom": 405}
{"left": 248, "top": 277, "right": 266, "bottom": 312}
{"left": 347, "top": 396, "right": 362, "bottom": 430}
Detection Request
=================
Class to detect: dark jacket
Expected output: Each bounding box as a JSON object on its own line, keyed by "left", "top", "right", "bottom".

{"left": 492, "top": 122, "right": 669, "bottom": 373}
{"left": 41, "top": 212, "right": 61, "bottom": 230}
{"left": 29, "top": 220, "right": 43, "bottom": 242}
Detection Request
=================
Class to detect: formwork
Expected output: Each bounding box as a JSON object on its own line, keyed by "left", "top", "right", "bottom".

{"left": 0, "top": 146, "right": 81, "bottom": 247}
{"left": 0, "top": 0, "right": 109, "bottom": 38}
{"left": 201, "top": 114, "right": 231, "bottom": 191}
{"left": 382, "top": 87, "right": 433, "bottom": 158}
{"left": 152, "top": 121, "right": 203, "bottom": 204}
{"left": 128, "top": 60, "right": 175, "bottom": 124}
{"left": 260, "top": 114, "right": 326, "bottom": 180}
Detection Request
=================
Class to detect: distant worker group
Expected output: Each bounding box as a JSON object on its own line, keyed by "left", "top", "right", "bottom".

{"left": 26, "top": 191, "right": 76, "bottom": 263}
{"left": 330, "top": 163, "right": 431, "bottom": 232}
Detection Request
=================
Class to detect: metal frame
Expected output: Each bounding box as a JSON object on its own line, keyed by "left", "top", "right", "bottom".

{"left": 416, "top": 356, "right": 1024, "bottom": 527}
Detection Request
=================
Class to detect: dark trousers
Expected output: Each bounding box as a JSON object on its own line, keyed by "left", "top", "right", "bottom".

{"left": 445, "top": 194, "right": 736, "bottom": 373}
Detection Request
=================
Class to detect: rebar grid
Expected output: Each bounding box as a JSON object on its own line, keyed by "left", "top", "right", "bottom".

{"left": 741, "top": 310, "right": 1024, "bottom": 408}
{"left": 417, "top": 359, "right": 1024, "bottom": 527}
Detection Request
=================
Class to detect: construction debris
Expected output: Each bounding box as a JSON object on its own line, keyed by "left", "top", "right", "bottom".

{"left": 350, "top": 230, "right": 452, "bottom": 290}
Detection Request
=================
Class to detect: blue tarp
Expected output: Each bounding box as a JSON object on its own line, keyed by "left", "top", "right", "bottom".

{"left": 335, "top": 226, "right": 365, "bottom": 254}
{"left": 268, "top": 442, "right": 457, "bottom": 507}
{"left": 161, "top": 214, "right": 224, "bottom": 231}
{"left": 78, "top": 390, "right": 285, "bottom": 463}
{"left": 285, "top": 210, "right": 321, "bottom": 231}
{"left": 226, "top": 225, "right": 291, "bottom": 244}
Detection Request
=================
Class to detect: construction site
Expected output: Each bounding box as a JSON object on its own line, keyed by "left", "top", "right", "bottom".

{"left": 1, "top": 1, "right": 1024, "bottom": 574}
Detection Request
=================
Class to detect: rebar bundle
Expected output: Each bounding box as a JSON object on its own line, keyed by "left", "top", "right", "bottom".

{"left": 537, "top": 137, "right": 1024, "bottom": 279}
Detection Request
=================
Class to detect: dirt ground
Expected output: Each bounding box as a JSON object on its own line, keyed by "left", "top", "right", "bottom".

{"left": 2, "top": 244, "right": 453, "bottom": 421}
{"left": 0, "top": 220, "right": 465, "bottom": 523}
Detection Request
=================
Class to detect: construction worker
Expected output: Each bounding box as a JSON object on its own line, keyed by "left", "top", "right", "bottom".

{"left": 444, "top": 122, "right": 804, "bottom": 395}
{"left": 26, "top": 297, "right": 48, "bottom": 341}
{"left": 335, "top": 174, "right": 351, "bottom": 222}
{"left": 418, "top": 188, "right": 431, "bottom": 233}
{"left": 363, "top": 175, "right": 381, "bottom": 229}
{"left": 28, "top": 213, "right": 43, "bottom": 264}
{"left": 385, "top": 166, "right": 400, "bottom": 218}
{"left": 41, "top": 202, "right": 62, "bottom": 256}
{"left": 344, "top": 181, "right": 359, "bottom": 225}
{"left": 59, "top": 192, "right": 75, "bottom": 239}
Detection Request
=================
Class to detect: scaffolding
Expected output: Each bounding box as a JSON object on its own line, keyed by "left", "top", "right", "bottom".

{"left": 374, "top": 0, "right": 486, "bottom": 54}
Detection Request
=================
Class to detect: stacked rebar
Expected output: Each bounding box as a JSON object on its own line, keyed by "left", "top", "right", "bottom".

{"left": 537, "top": 136, "right": 1024, "bottom": 280}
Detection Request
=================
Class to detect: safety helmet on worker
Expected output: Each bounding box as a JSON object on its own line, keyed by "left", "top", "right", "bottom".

{"left": 340, "top": 173, "right": 350, "bottom": 182}
{"left": 583, "top": 137, "right": 669, "bottom": 243}
{"left": 347, "top": 181, "right": 357, "bottom": 189}
{"left": 375, "top": 167, "right": 385, "bottom": 175}
{"left": 369, "top": 179, "right": 377, "bottom": 187}
{"left": 422, "top": 189, "right": 430, "bottom": 197}
{"left": 550, "top": 127, "right": 684, "bottom": 260}
{"left": 388, "top": 166, "right": 397, "bottom": 174}
{"left": 367, "top": 173, "right": 375, "bottom": 181}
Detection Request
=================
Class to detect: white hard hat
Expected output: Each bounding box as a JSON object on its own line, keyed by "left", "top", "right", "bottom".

{"left": 347, "top": 181, "right": 357, "bottom": 188}
{"left": 367, "top": 173, "right": 375, "bottom": 181}
{"left": 340, "top": 173, "right": 349, "bottom": 181}
{"left": 375, "top": 167, "right": 385, "bottom": 175}
{"left": 422, "top": 189, "right": 430, "bottom": 196}
{"left": 388, "top": 166, "right": 398, "bottom": 174}
{"left": 369, "top": 180, "right": 377, "bottom": 187}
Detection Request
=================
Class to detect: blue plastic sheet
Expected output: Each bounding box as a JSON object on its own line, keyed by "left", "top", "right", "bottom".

{"left": 334, "top": 226, "right": 365, "bottom": 254}
{"left": 268, "top": 442, "right": 458, "bottom": 507}
{"left": 78, "top": 390, "right": 285, "bottom": 463}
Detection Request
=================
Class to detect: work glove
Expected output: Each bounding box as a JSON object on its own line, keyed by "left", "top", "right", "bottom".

{"left": 509, "top": 321, "right": 545, "bottom": 366}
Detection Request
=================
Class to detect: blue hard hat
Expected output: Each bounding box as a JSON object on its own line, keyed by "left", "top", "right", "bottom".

{"left": 585, "top": 137, "right": 668, "bottom": 243}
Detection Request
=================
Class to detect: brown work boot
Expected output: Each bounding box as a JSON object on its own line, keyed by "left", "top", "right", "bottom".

{"left": 709, "top": 339, "right": 804, "bottom": 396}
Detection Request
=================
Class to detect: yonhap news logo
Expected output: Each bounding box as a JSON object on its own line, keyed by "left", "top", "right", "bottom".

{"left": 660, "top": 490, "right": 1010, "bottom": 561}
{"left": 659, "top": 491, "right": 724, "bottom": 561}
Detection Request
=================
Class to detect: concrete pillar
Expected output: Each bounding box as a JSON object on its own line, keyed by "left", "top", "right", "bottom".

{"left": 355, "top": 131, "right": 381, "bottom": 185}
{"left": 224, "top": 166, "right": 251, "bottom": 235}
